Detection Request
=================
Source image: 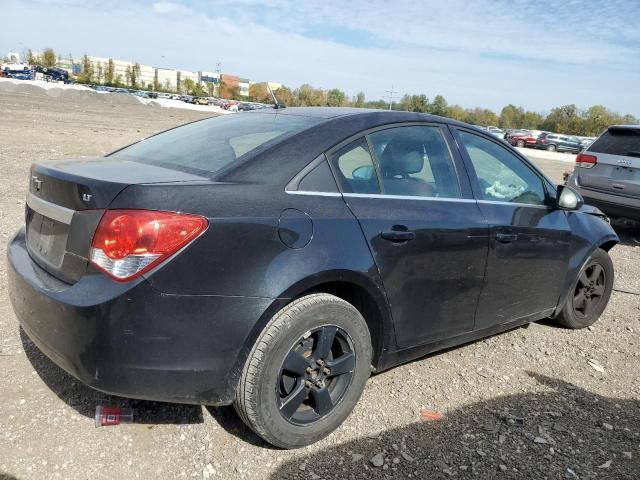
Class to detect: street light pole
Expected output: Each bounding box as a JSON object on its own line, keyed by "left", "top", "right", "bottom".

{"left": 385, "top": 85, "right": 397, "bottom": 110}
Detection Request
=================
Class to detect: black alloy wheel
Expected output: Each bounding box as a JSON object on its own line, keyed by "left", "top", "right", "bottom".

{"left": 278, "top": 325, "right": 355, "bottom": 425}
{"left": 554, "top": 248, "right": 614, "bottom": 329}
{"left": 572, "top": 263, "right": 606, "bottom": 319}
{"left": 234, "top": 293, "right": 372, "bottom": 448}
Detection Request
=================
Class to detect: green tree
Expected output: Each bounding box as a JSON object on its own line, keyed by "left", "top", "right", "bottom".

{"left": 274, "top": 85, "right": 294, "bottom": 106}
{"left": 183, "top": 78, "right": 196, "bottom": 93}
{"left": 399, "top": 94, "right": 429, "bottom": 112}
{"left": 522, "top": 111, "right": 544, "bottom": 129}
{"left": 153, "top": 69, "right": 160, "bottom": 91}
{"left": 41, "top": 48, "right": 56, "bottom": 67}
{"left": 541, "top": 104, "right": 581, "bottom": 134}
{"left": 429, "top": 95, "right": 448, "bottom": 116}
{"left": 353, "top": 92, "right": 365, "bottom": 108}
{"left": 249, "top": 82, "right": 270, "bottom": 102}
{"left": 104, "top": 58, "right": 115, "bottom": 85}
{"left": 446, "top": 104, "right": 467, "bottom": 121}
{"left": 76, "top": 54, "right": 93, "bottom": 83}
{"left": 327, "top": 88, "right": 347, "bottom": 107}
{"left": 26, "top": 49, "right": 39, "bottom": 65}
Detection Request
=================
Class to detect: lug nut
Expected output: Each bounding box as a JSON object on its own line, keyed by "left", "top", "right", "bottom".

{"left": 306, "top": 367, "right": 313, "bottom": 374}
{"left": 304, "top": 380, "right": 313, "bottom": 388}
{"left": 316, "top": 359, "right": 325, "bottom": 366}
{"left": 322, "top": 368, "right": 330, "bottom": 375}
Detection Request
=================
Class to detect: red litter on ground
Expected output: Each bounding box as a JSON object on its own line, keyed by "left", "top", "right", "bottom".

{"left": 419, "top": 408, "right": 443, "bottom": 421}
{"left": 95, "top": 406, "right": 134, "bottom": 427}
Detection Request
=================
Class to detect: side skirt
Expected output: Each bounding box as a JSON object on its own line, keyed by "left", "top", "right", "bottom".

{"left": 376, "top": 309, "right": 553, "bottom": 373}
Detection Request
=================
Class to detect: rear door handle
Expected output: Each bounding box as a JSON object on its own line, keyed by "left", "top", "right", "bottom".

{"left": 496, "top": 232, "right": 518, "bottom": 243}
{"left": 381, "top": 230, "right": 416, "bottom": 242}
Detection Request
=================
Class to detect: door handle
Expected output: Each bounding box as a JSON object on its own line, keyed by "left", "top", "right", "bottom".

{"left": 381, "top": 229, "right": 416, "bottom": 242}
{"left": 495, "top": 232, "right": 518, "bottom": 243}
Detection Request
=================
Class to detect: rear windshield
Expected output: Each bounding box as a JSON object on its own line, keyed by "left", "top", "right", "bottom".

{"left": 111, "top": 113, "right": 322, "bottom": 175}
{"left": 589, "top": 129, "right": 640, "bottom": 157}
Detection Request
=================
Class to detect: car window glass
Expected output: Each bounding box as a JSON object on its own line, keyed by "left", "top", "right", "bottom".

{"left": 589, "top": 129, "right": 640, "bottom": 156}
{"left": 112, "top": 114, "right": 322, "bottom": 176}
{"left": 458, "top": 131, "right": 546, "bottom": 206}
{"left": 297, "top": 160, "right": 339, "bottom": 192}
{"left": 368, "top": 126, "right": 461, "bottom": 198}
{"left": 329, "top": 138, "right": 380, "bottom": 194}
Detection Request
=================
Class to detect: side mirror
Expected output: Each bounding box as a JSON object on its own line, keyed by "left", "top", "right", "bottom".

{"left": 556, "top": 185, "right": 584, "bottom": 211}
{"left": 352, "top": 165, "right": 375, "bottom": 181}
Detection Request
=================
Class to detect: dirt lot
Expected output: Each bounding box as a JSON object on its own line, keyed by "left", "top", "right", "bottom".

{"left": 0, "top": 83, "right": 638, "bottom": 480}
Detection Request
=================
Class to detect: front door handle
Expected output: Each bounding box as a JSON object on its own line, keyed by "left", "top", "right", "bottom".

{"left": 496, "top": 232, "right": 518, "bottom": 243}
{"left": 381, "top": 229, "right": 416, "bottom": 242}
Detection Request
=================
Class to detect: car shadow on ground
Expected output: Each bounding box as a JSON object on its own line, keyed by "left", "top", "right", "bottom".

{"left": 270, "top": 373, "right": 639, "bottom": 479}
{"left": 610, "top": 218, "right": 640, "bottom": 248}
{"left": 20, "top": 327, "right": 203, "bottom": 425}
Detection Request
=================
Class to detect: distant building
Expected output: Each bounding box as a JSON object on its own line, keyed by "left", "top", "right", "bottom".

{"left": 239, "top": 78, "right": 250, "bottom": 97}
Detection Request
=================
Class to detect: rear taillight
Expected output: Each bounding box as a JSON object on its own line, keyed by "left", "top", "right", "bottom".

{"left": 540, "top": 138, "right": 546, "bottom": 144}
{"left": 575, "top": 154, "right": 597, "bottom": 169}
{"left": 90, "top": 210, "right": 208, "bottom": 282}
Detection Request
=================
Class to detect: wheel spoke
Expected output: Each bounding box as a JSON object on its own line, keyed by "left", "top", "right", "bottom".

{"left": 578, "top": 271, "right": 589, "bottom": 287}
{"left": 593, "top": 284, "right": 605, "bottom": 297}
{"left": 573, "top": 291, "right": 587, "bottom": 311}
{"left": 589, "top": 264, "right": 603, "bottom": 282}
{"left": 326, "top": 352, "right": 355, "bottom": 377}
{"left": 280, "top": 382, "right": 308, "bottom": 419}
{"left": 311, "top": 388, "right": 334, "bottom": 416}
{"left": 282, "top": 350, "right": 310, "bottom": 376}
{"left": 583, "top": 297, "right": 597, "bottom": 317}
{"left": 314, "top": 326, "right": 337, "bottom": 359}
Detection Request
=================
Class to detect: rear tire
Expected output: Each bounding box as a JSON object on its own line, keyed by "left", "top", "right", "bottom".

{"left": 547, "top": 144, "right": 557, "bottom": 152}
{"left": 234, "top": 293, "right": 372, "bottom": 449}
{"left": 554, "top": 248, "right": 614, "bottom": 329}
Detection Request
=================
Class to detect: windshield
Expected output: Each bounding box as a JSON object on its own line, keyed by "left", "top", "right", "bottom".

{"left": 111, "top": 113, "right": 322, "bottom": 175}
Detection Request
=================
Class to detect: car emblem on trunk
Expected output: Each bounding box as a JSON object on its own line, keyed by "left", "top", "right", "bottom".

{"left": 82, "top": 193, "right": 93, "bottom": 202}
{"left": 31, "top": 175, "right": 43, "bottom": 191}
{"left": 617, "top": 158, "right": 632, "bottom": 166}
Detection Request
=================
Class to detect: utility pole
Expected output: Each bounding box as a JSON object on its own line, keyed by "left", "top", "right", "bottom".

{"left": 215, "top": 61, "right": 222, "bottom": 96}
{"left": 385, "top": 85, "right": 397, "bottom": 110}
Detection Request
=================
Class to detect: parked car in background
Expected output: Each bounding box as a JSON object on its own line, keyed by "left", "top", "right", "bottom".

{"left": 579, "top": 137, "right": 596, "bottom": 150}
{"left": 536, "top": 133, "right": 582, "bottom": 153}
{"left": 509, "top": 132, "right": 538, "bottom": 148}
{"left": 486, "top": 126, "right": 504, "bottom": 138}
{"left": 8, "top": 108, "right": 618, "bottom": 449}
{"left": 33, "top": 65, "right": 70, "bottom": 83}
{"left": 567, "top": 125, "right": 640, "bottom": 221}
{"left": 192, "top": 97, "right": 210, "bottom": 105}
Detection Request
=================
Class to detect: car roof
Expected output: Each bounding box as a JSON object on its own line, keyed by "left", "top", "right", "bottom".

{"left": 246, "top": 106, "right": 476, "bottom": 129}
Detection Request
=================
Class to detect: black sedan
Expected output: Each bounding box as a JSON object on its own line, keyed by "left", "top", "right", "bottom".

{"left": 7, "top": 108, "right": 618, "bottom": 448}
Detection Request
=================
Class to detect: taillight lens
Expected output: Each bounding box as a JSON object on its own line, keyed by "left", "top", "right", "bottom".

{"left": 90, "top": 210, "right": 208, "bottom": 281}
{"left": 575, "top": 154, "right": 597, "bottom": 169}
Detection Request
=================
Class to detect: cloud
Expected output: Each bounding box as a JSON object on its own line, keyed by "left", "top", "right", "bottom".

{"left": 152, "top": 2, "right": 192, "bottom": 15}
{"left": 1, "top": 0, "right": 638, "bottom": 116}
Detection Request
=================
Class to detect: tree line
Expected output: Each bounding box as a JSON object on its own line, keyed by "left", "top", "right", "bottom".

{"left": 14, "top": 48, "right": 638, "bottom": 137}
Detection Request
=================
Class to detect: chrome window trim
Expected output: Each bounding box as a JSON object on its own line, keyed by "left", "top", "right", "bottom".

{"left": 477, "top": 199, "right": 550, "bottom": 209}
{"left": 285, "top": 190, "right": 343, "bottom": 197}
{"left": 26, "top": 192, "right": 75, "bottom": 224}
{"left": 343, "top": 193, "right": 476, "bottom": 203}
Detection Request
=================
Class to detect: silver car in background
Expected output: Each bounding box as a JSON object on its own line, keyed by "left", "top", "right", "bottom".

{"left": 567, "top": 125, "right": 640, "bottom": 221}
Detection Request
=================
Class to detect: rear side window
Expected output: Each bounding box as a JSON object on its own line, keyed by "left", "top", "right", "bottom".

{"left": 589, "top": 129, "right": 640, "bottom": 157}
{"left": 297, "top": 160, "right": 339, "bottom": 192}
{"left": 367, "top": 126, "right": 461, "bottom": 198}
{"left": 329, "top": 138, "right": 381, "bottom": 194}
{"left": 111, "top": 113, "right": 322, "bottom": 175}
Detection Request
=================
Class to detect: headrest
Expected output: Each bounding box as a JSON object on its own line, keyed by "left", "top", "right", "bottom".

{"left": 380, "top": 140, "right": 424, "bottom": 177}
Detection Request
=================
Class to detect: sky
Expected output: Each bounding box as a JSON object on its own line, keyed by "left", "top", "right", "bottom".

{"left": 2, "top": 0, "right": 639, "bottom": 116}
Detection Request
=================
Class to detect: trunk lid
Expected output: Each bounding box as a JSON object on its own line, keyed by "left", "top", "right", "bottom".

{"left": 26, "top": 158, "right": 208, "bottom": 284}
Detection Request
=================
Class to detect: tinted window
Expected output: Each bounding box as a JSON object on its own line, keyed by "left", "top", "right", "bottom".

{"left": 112, "top": 113, "right": 321, "bottom": 175}
{"left": 297, "top": 160, "right": 339, "bottom": 192}
{"left": 368, "top": 126, "right": 461, "bottom": 198}
{"left": 329, "top": 138, "right": 380, "bottom": 194}
{"left": 589, "top": 129, "right": 640, "bottom": 156}
{"left": 458, "top": 131, "right": 547, "bottom": 206}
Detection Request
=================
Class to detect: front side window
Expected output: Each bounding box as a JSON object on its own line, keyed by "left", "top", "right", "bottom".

{"left": 329, "top": 138, "right": 380, "bottom": 194}
{"left": 458, "top": 131, "right": 547, "bottom": 206}
{"left": 368, "top": 126, "right": 461, "bottom": 198}
{"left": 112, "top": 113, "right": 322, "bottom": 176}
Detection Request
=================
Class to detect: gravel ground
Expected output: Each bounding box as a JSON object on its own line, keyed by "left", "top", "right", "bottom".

{"left": 0, "top": 85, "right": 638, "bottom": 480}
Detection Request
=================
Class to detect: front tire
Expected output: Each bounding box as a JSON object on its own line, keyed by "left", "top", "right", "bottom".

{"left": 517, "top": 140, "right": 525, "bottom": 147}
{"left": 555, "top": 248, "right": 614, "bottom": 329}
{"left": 234, "top": 293, "right": 372, "bottom": 448}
